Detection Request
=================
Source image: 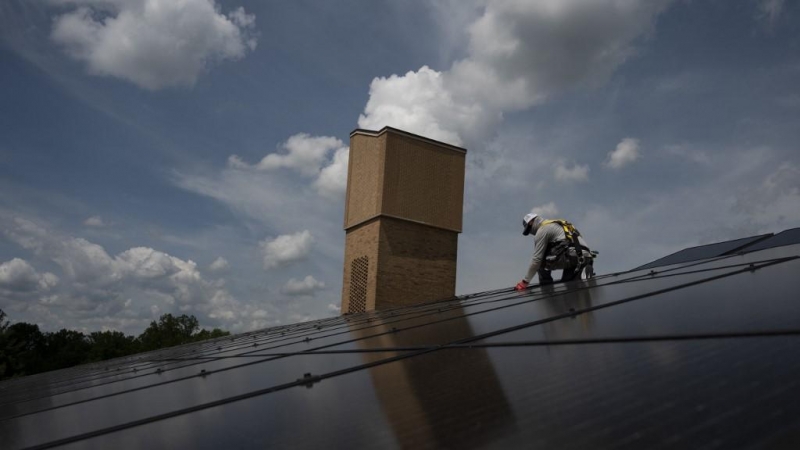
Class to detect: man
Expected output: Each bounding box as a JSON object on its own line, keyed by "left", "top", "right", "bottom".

{"left": 515, "top": 212, "right": 595, "bottom": 291}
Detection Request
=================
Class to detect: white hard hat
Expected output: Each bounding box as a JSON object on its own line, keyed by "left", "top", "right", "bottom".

{"left": 522, "top": 213, "right": 538, "bottom": 236}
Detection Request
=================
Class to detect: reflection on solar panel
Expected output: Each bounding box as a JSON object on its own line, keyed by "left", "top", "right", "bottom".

{"left": 2, "top": 238, "right": 800, "bottom": 449}
{"left": 632, "top": 233, "right": 773, "bottom": 270}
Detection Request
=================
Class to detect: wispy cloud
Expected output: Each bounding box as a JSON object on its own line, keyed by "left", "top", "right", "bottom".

{"left": 554, "top": 161, "right": 590, "bottom": 182}
{"left": 530, "top": 202, "right": 559, "bottom": 217}
{"left": 755, "top": 0, "right": 784, "bottom": 29}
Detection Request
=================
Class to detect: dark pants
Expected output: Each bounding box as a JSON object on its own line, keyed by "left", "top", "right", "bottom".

{"left": 538, "top": 265, "right": 582, "bottom": 285}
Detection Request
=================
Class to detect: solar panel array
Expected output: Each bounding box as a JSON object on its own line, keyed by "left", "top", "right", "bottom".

{"left": 631, "top": 233, "right": 774, "bottom": 271}
{"left": 1, "top": 231, "right": 800, "bottom": 449}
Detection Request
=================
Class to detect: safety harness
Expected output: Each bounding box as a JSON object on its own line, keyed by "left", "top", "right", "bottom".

{"left": 540, "top": 219, "right": 596, "bottom": 278}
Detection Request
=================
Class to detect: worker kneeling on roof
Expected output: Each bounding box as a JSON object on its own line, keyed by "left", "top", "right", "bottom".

{"left": 515, "top": 212, "right": 597, "bottom": 291}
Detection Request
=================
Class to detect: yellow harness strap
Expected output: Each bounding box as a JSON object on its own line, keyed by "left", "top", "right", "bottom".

{"left": 540, "top": 219, "right": 579, "bottom": 242}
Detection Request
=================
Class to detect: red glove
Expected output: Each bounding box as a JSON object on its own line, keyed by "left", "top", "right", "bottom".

{"left": 515, "top": 280, "right": 529, "bottom": 291}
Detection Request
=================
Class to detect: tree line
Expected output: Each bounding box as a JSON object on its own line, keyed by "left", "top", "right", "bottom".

{"left": 0, "top": 309, "right": 229, "bottom": 380}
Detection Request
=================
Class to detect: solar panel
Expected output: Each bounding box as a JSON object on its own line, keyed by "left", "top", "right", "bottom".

{"left": 632, "top": 233, "right": 773, "bottom": 271}
{"left": 738, "top": 227, "right": 800, "bottom": 253}
{"left": 480, "top": 251, "right": 800, "bottom": 344}
{"left": 1, "top": 240, "right": 799, "bottom": 449}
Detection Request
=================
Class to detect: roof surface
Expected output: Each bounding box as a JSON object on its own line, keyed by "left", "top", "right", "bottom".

{"left": 2, "top": 229, "right": 800, "bottom": 449}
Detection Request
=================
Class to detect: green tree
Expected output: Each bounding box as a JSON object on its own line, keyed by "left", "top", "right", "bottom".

{"left": 193, "top": 327, "right": 230, "bottom": 341}
{"left": 0, "top": 309, "right": 9, "bottom": 378}
{"left": 2, "top": 321, "right": 47, "bottom": 377}
{"left": 88, "top": 331, "right": 139, "bottom": 361}
{"left": 42, "top": 329, "right": 91, "bottom": 372}
{"left": 137, "top": 314, "right": 201, "bottom": 351}
{"left": 1, "top": 312, "right": 231, "bottom": 380}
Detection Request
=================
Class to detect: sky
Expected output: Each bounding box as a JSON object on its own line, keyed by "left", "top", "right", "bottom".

{"left": 0, "top": 0, "right": 798, "bottom": 335}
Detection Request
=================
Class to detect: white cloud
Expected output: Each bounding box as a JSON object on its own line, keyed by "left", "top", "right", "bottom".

{"left": 260, "top": 230, "right": 314, "bottom": 270}
{"left": 314, "top": 146, "right": 349, "bottom": 198}
{"left": 228, "top": 134, "right": 349, "bottom": 198}
{"left": 50, "top": 0, "right": 258, "bottom": 90}
{"left": 0, "top": 258, "right": 58, "bottom": 292}
{"left": 208, "top": 256, "right": 229, "bottom": 272}
{"left": 173, "top": 150, "right": 347, "bottom": 256}
{"left": 230, "top": 134, "right": 346, "bottom": 177}
{"left": 358, "top": 0, "right": 672, "bottom": 146}
{"left": 327, "top": 303, "right": 341, "bottom": 313}
{"left": 84, "top": 215, "right": 107, "bottom": 227}
{"left": 530, "top": 202, "right": 559, "bottom": 217}
{"left": 0, "top": 214, "right": 247, "bottom": 331}
{"left": 358, "top": 66, "right": 474, "bottom": 146}
{"left": 605, "top": 137, "right": 641, "bottom": 169}
{"left": 554, "top": 161, "right": 590, "bottom": 182}
{"left": 281, "top": 275, "right": 325, "bottom": 296}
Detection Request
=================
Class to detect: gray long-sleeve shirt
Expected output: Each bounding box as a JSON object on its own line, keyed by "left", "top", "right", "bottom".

{"left": 523, "top": 222, "right": 566, "bottom": 282}
{"left": 522, "top": 219, "right": 591, "bottom": 283}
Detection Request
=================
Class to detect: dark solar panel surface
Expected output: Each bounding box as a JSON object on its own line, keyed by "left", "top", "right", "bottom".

{"left": 632, "top": 233, "right": 773, "bottom": 271}
{"left": 738, "top": 227, "right": 800, "bottom": 253}
{"left": 1, "top": 243, "right": 799, "bottom": 449}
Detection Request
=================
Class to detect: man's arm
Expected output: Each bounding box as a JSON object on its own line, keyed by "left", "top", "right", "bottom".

{"left": 523, "top": 235, "right": 550, "bottom": 283}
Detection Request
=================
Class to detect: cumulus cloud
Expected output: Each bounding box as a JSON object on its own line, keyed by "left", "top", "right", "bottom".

{"left": 327, "top": 303, "right": 341, "bottom": 313}
{"left": 0, "top": 258, "right": 58, "bottom": 292}
{"left": 358, "top": 0, "right": 672, "bottom": 146}
{"left": 0, "top": 214, "right": 247, "bottom": 331}
{"left": 359, "top": 66, "right": 474, "bottom": 145}
{"left": 50, "top": 0, "right": 258, "bottom": 90}
{"left": 314, "top": 146, "right": 349, "bottom": 198}
{"left": 280, "top": 275, "right": 325, "bottom": 296}
{"left": 208, "top": 256, "right": 229, "bottom": 272}
{"left": 554, "top": 161, "right": 590, "bottom": 182}
{"left": 260, "top": 230, "right": 314, "bottom": 270}
{"left": 229, "top": 134, "right": 345, "bottom": 177}
{"left": 605, "top": 137, "right": 641, "bottom": 169}
{"left": 229, "top": 134, "right": 350, "bottom": 198}
{"left": 83, "top": 215, "right": 107, "bottom": 227}
{"left": 530, "top": 202, "right": 559, "bottom": 217}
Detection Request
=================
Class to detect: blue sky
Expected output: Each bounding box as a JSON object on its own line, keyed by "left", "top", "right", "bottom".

{"left": 1, "top": 0, "right": 798, "bottom": 334}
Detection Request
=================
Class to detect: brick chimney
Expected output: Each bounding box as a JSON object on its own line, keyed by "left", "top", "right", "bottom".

{"left": 341, "top": 127, "right": 466, "bottom": 313}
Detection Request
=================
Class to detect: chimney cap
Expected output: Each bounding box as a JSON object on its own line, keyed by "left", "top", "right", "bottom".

{"left": 350, "top": 126, "right": 467, "bottom": 154}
